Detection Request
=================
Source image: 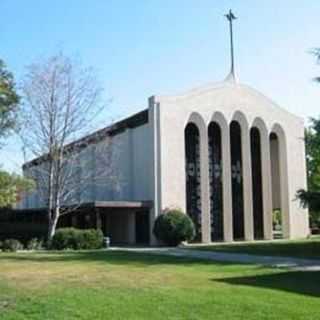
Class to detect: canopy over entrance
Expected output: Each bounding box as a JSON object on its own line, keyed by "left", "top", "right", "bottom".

{"left": 79, "top": 201, "right": 153, "bottom": 210}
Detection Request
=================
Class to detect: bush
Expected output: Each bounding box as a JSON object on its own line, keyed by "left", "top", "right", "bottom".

{"left": 272, "top": 209, "right": 282, "bottom": 230}
{"left": 153, "top": 209, "right": 195, "bottom": 246}
{"left": 50, "top": 228, "right": 104, "bottom": 250}
{"left": 2, "top": 239, "right": 24, "bottom": 252}
{"left": 309, "top": 211, "right": 320, "bottom": 229}
{"left": 79, "top": 229, "right": 105, "bottom": 249}
{"left": 50, "top": 228, "right": 79, "bottom": 250}
{"left": 26, "top": 238, "right": 43, "bottom": 250}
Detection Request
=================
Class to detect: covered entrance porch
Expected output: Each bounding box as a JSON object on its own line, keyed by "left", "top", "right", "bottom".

{"left": 58, "top": 201, "right": 153, "bottom": 245}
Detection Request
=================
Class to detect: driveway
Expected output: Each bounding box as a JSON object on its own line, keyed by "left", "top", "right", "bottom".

{"left": 111, "top": 246, "right": 320, "bottom": 271}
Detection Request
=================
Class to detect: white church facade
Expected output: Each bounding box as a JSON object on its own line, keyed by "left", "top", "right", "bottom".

{"left": 150, "top": 79, "right": 309, "bottom": 243}
{"left": 21, "top": 11, "right": 309, "bottom": 245}
{"left": 21, "top": 77, "right": 309, "bottom": 245}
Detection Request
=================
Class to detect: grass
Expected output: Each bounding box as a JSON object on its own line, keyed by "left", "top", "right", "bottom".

{"left": 190, "top": 236, "right": 320, "bottom": 260}
{"left": 0, "top": 250, "right": 319, "bottom": 319}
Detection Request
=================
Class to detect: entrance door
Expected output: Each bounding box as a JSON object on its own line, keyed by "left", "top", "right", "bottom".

{"left": 135, "top": 211, "right": 150, "bottom": 244}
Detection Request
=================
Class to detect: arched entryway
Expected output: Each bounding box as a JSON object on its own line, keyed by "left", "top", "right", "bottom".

{"left": 230, "top": 121, "right": 244, "bottom": 240}
{"left": 250, "top": 127, "right": 264, "bottom": 239}
{"left": 208, "top": 122, "right": 223, "bottom": 241}
{"left": 185, "top": 123, "right": 202, "bottom": 241}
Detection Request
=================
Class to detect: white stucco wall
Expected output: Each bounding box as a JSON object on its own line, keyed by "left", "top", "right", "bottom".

{"left": 152, "top": 81, "right": 309, "bottom": 240}
{"left": 270, "top": 138, "right": 281, "bottom": 209}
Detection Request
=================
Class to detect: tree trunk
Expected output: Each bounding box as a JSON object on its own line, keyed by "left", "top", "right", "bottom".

{"left": 47, "top": 156, "right": 55, "bottom": 240}
{"left": 48, "top": 207, "right": 59, "bottom": 239}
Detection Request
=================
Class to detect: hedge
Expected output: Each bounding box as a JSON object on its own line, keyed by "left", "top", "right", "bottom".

{"left": 50, "top": 228, "right": 104, "bottom": 250}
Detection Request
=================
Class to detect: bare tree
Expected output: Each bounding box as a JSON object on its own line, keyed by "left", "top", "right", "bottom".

{"left": 20, "top": 53, "right": 119, "bottom": 239}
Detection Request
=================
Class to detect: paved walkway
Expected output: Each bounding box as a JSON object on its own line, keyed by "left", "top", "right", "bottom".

{"left": 112, "top": 247, "right": 320, "bottom": 271}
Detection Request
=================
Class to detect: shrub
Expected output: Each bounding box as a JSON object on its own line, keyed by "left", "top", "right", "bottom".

{"left": 80, "top": 229, "right": 104, "bottom": 249}
{"left": 2, "top": 239, "right": 24, "bottom": 252}
{"left": 50, "top": 228, "right": 104, "bottom": 250}
{"left": 50, "top": 228, "right": 78, "bottom": 250}
{"left": 272, "top": 209, "right": 282, "bottom": 230}
{"left": 26, "top": 238, "right": 43, "bottom": 250}
{"left": 153, "top": 209, "right": 195, "bottom": 246}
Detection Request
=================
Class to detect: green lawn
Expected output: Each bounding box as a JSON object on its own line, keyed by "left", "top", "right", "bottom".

{"left": 190, "top": 236, "right": 320, "bottom": 260}
{"left": 0, "top": 250, "right": 319, "bottom": 319}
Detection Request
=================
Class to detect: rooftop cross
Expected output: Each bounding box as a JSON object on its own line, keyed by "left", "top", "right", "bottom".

{"left": 224, "top": 9, "right": 237, "bottom": 82}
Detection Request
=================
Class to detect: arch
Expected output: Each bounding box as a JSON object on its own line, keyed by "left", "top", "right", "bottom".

{"left": 251, "top": 118, "right": 273, "bottom": 240}
{"left": 208, "top": 121, "right": 223, "bottom": 241}
{"left": 185, "top": 112, "right": 207, "bottom": 132}
{"left": 211, "top": 111, "right": 229, "bottom": 130}
{"left": 251, "top": 117, "right": 268, "bottom": 135}
{"left": 211, "top": 111, "right": 233, "bottom": 242}
{"left": 184, "top": 112, "right": 211, "bottom": 243}
{"left": 185, "top": 121, "right": 202, "bottom": 241}
{"left": 270, "top": 123, "right": 286, "bottom": 144}
{"left": 232, "top": 111, "right": 250, "bottom": 132}
{"left": 231, "top": 111, "right": 255, "bottom": 241}
{"left": 250, "top": 126, "right": 264, "bottom": 239}
{"left": 230, "top": 119, "right": 245, "bottom": 239}
{"left": 269, "top": 123, "right": 290, "bottom": 239}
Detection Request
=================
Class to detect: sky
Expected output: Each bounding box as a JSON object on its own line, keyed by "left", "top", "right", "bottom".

{"left": 1, "top": 0, "right": 320, "bottom": 172}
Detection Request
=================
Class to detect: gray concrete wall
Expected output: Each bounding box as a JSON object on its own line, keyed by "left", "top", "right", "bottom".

{"left": 21, "top": 123, "right": 153, "bottom": 208}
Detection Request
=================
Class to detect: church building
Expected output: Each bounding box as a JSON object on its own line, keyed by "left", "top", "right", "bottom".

{"left": 21, "top": 11, "right": 309, "bottom": 245}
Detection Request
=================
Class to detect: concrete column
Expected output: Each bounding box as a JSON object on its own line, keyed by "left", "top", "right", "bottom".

{"left": 241, "top": 126, "right": 254, "bottom": 241}
{"left": 277, "top": 131, "right": 290, "bottom": 239}
{"left": 221, "top": 127, "right": 233, "bottom": 242}
{"left": 96, "top": 209, "right": 102, "bottom": 230}
{"left": 127, "top": 212, "right": 136, "bottom": 245}
{"left": 105, "top": 213, "right": 110, "bottom": 236}
{"left": 211, "top": 113, "right": 233, "bottom": 243}
{"left": 269, "top": 124, "right": 290, "bottom": 239}
{"left": 260, "top": 132, "right": 273, "bottom": 240}
{"left": 199, "top": 129, "right": 211, "bottom": 243}
{"left": 149, "top": 97, "right": 161, "bottom": 245}
{"left": 71, "top": 214, "right": 77, "bottom": 228}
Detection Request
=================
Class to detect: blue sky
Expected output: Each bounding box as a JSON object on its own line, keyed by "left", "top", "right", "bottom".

{"left": 1, "top": 0, "right": 320, "bottom": 172}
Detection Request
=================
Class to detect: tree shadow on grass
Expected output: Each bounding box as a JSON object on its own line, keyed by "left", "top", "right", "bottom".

{"left": 198, "top": 240, "right": 320, "bottom": 260}
{"left": 0, "top": 250, "right": 232, "bottom": 268}
{"left": 215, "top": 270, "right": 320, "bottom": 297}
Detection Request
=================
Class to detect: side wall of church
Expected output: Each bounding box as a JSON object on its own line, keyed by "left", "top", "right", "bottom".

{"left": 20, "top": 123, "right": 153, "bottom": 208}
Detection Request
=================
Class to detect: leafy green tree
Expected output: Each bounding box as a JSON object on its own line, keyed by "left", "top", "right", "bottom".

{"left": 297, "top": 49, "right": 320, "bottom": 227}
{"left": 305, "top": 118, "right": 320, "bottom": 191}
{"left": 0, "top": 59, "right": 19, "bottom": 143}
{"left": 0, "top": 169, "right": 34, "bottom": 208}
{"left": 0, "top": 59, "right": 33, "bottom": 208}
